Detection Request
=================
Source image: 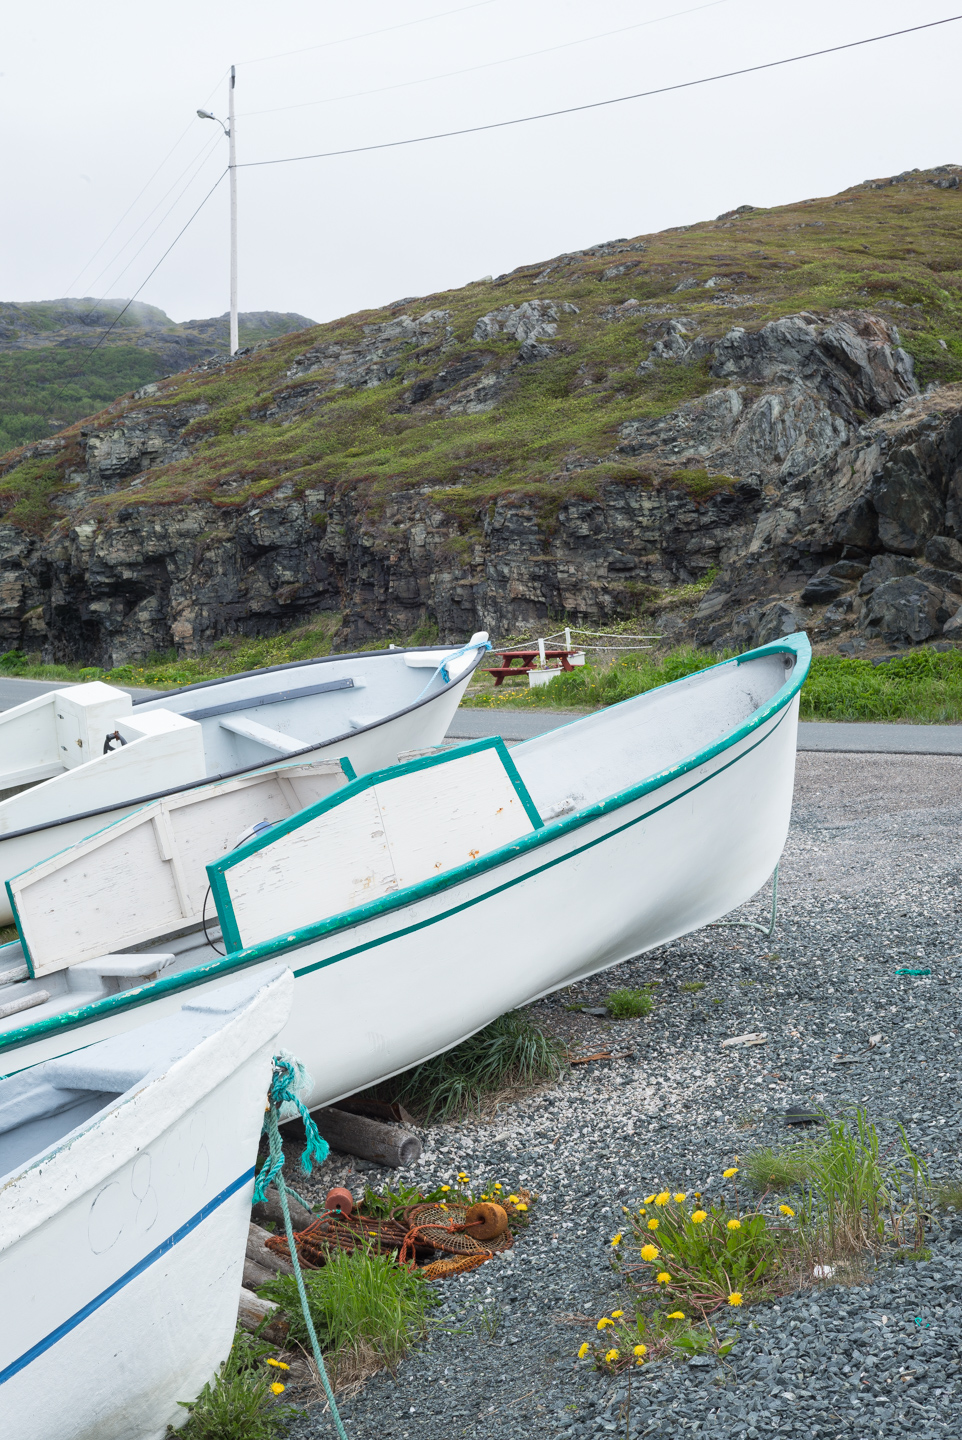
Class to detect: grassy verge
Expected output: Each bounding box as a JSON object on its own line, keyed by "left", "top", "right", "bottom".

{"left": 373, "top": 1009, "right": 568, "bottom": 1122}
{"left": 465, "top": 644, "right": 962, "bottom": 723}
{"left": 578, "top": 1109, "right": 934, "bottom": 1375}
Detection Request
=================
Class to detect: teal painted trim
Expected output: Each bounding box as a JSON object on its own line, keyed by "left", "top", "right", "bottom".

{"left": 0, "top": 634, "right": 808, "bottom": 1061}
{"left": 207, "top": 735, "right": 544, "bottom": 950}
{"left": 338, "top": 755, "right": 357, "bottom": 782}
{"left": 6, "top": 885, "right": 34, "bottom": 978}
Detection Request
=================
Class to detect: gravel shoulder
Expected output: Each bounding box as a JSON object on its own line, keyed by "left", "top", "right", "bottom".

{"left": 287, "top": 753, "right": 962, "bottom": 1440}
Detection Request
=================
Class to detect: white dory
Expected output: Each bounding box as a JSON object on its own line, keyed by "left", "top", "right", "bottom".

{"left": 0, "top": 635, "right": 810, "bottom": 1102}
{"left": 0, "top": 965, "right": 293, "bottom": 1440}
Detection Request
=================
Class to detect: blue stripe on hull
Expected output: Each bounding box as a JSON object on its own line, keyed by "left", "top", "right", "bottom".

{"left": 0, "top": 1166, "right": 254, "bottom": 1386}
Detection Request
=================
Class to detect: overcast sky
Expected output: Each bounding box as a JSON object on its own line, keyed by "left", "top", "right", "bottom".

{"left": 3, "top": 0, "right": 959, "bottom": 326}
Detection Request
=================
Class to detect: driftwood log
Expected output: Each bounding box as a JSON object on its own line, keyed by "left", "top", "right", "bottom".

{"left": 237, "top": 1288, "right": 289, "bottom": 1344}
{"left": 311, "top": 1107, "right": 422, "bottom": 1168}
{"left": 247, "top": 1221, "right": 295, "bottom": 1275}
{"left": 250, "top": 1189, "right": 315, "bottom": 1232}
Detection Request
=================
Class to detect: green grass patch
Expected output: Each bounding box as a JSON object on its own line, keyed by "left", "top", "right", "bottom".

{"left": 377, "top": 1009, "right": 567, "bottom": 1121}
{"left": 606, "top": 986, "right": 655, "bottom": 1019}
{"left": 260, "top": 1246, "right": 439, "bottom": 1385}
{"left": 174, "top": 1328, "right": 300, "bottom": 1439}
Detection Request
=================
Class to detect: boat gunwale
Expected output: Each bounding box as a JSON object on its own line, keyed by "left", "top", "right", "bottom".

{"left": 0, "top": 642, "right": 486, "bottom": 847}
{"left": 0, "top": 634, "right": 810, "bottom": 1059}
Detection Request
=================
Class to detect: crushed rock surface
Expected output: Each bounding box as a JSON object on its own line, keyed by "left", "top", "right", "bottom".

{"left": 287, "top": 752, "right": 962, "bottom": 1439}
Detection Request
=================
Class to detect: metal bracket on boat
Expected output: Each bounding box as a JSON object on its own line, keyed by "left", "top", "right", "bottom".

{"left": 710, "top": 865, "right": 779, "bottom": 942}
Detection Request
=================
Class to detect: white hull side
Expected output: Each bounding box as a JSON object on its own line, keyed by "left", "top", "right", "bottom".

{"left": 0, "top": 669, "right": 473, "bottom": 927}
{"left": 0, "top": 977, "right": 290, "bottom": 1439}
{"left": 0, "top": 699, "right": 797, "bottom": 1104}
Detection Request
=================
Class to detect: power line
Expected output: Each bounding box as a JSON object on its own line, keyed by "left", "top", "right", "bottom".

{"left": 238, "top": 0, "right": 505, "bottom": 67}
{"left": 64, "top": 68, "right": 230, "bottom": 297}
{"left": 240, "top": 0, "right": 732, "bottom": 120}
{"left": 48, "top": 170, "right": 228, "bottom": 408}
{"left": 238, "top": 13, "right": 962, "bottom": 169}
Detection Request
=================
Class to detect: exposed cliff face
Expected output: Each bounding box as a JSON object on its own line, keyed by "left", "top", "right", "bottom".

{"left": 3, "top": 168, "right": 962, "bottom": 663}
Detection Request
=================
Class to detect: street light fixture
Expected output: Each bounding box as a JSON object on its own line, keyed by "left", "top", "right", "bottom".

{"left": 197, "top": 66, "right": 238, "bottom": 356}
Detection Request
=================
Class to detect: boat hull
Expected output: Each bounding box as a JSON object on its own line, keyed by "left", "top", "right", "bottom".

{"left": 0, "top": 970, "right": 292, "bottom": 1440}
{"left": 0, "top": 692, "right": 799, "bottom": 1104}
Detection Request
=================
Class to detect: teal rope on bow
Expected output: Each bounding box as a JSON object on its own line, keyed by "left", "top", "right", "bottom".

{"left": 413, "top": 634, "right": 491, "bottom": 702}
{"left": 255, "top": 1054, "right": 348, "bottom": 1440}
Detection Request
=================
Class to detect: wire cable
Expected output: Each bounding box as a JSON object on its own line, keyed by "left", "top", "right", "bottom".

{"left": 238, "top": 13, "right": 962, "bottom": 168}
{"left": 238, "top": 0, "right": 505, "bottom": 66}
{"left": 48, "top": 170, "right": 228, "bottom": 406}
{"left": 239, "top": 0, "right": 732, "bottom": 119}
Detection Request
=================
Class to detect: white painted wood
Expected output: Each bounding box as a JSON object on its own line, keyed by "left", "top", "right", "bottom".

{"left": 67, "top": 953, "right": 176, "bottom": 979}
{"left": 0, "top": 683, "right": 132, "bottom": 789}
{"left": 0, "top": 966, "right": 292, "bottom": 1440}
{"left": 218, "top": 715, "right": 307, "bottom": 754}
{"left": 9, "top": 762, "right": 351, "bottom": 975}
{"left": 0, "top": 990, "right": 49, "bottom": 1022}
{"left": 0, "top": 640, "right": 489, "bottom": 927}
{"left": 223, "top": 747, "right": 536, "bottom": 949}
{"left": 54, "top": 685, "right": 134, "bottom": 771}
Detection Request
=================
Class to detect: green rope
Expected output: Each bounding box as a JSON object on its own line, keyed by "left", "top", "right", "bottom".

{"left": 256, "top": 1056, "right": 349, "bottom": 1440}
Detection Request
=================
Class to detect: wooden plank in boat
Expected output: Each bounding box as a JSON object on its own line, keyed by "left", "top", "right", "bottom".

{"left": 209, "top": 738, "right": 543, "bottom": 953}
{"left": 181, "top": 676, "right": 360, "bottom": 721}
{"left": 8, "top": 759, "right": 352, "bottom": 978}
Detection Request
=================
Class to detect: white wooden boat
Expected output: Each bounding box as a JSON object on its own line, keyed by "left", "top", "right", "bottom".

{"left": 0, "top": 964, "right": 292, "bottom": 1440}
{"left": 0, "top": 635, "right": 488, "bottom": 925}
{"left": 0, "top": 634, "right": 810, "bottom": 1104}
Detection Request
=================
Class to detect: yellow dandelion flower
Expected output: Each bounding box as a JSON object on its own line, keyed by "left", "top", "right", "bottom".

{"left": 638, "top": 1207, "right": 647, "bottom": 1216}
{"left": 667, "top": 1311, "right": 685, "bottom": 1320}
{"left": 634, "top": 1343, "right": 647, "bottom": 1357}
{"left": 654, "top": 1191, "right": 670, "bottom": 1207}
{"left": 494, "top": 1183, "right": 503, "bottom": 1190}
{"left": 481, "top": 1193, "right": 489, "bottom": 1200}
{"left": 673, "top": 1192, "right": 686, "bottom": 1203}
{"left": 605, "top": 1349, "right": 620, "bottom": 1363}
{"left": 270, "top": 1382, "right": 286, "bottom": 1395}
{"left": 728, "top": 1291, "right": 744, "bottom": 1307}
{"left": 647, "top": 1218, "right": 659, "bottom": 1231}
{"left": 611, "top": 1233, "right": 623, "bottom": 1247}
{"left": 723, "top": 1167, "right": 739, "bottom": 1179}
{"left": 779, "top": 1204, "right": 795, "bottom": 1217}
{"left": 644, "top": 1195, "right": 656, "bottom": 1204}
{"left": 516, "top": 1202, "right": 528, "bottom": 1212}
{"left": 656, "top": 1271, "right": 671, "bottom": 1285}
{"left": 640, "top": 1244, "right": 659, "bottom": 1262}
{"left": 265, "top": 1359, "right": 290, "bottom": 1370}
{"left": 727, "top": 1219, "right": 742, "bottom": 1231}
{"left": 597, "top": 1317, "right": 614, "bottom": 1330}
{"left": 578, "top": 1342, "right": 590, "bottom": 1359}
{"left": 508, "top": 1195, "right": 520, "bottom": 1204}
{"left": 694, "top": 1191, "right": 702, "bottom": 1199}
{"left": 691, "top": 1210, "right": 708, "bottom": 1224}
{"left": 611, "top": 1310, "right": 624, "bottom": 1319}
{"left": 440, "top": 1184, "right": 450, "bottom": 1192}
{"left": 457, "top": 1172, "right": 469, "bottom": 1182}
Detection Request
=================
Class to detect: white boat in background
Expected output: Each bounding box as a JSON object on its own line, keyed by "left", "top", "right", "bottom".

{"left": 0, "top": 635, "right": 489, "bottom": 924}
{"left": 0, "top": 964, "right": 292, "bottom": 1440}
{"left": 0, "top": 634, "right": 811, "bottom": 1103}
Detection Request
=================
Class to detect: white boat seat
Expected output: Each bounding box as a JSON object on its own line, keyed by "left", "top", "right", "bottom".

{"left": 67, "top": 953, "right": 176, "bottom": 986}
{"left": 219, "top": 715, "right": 308, "bottom": 755}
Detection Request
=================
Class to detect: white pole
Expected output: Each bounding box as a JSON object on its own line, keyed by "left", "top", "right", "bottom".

{"left": 538, "top": 637, "right": 546, "bottom": 670}
{"left": 228, "top": 65, "right": 238, "bottom": 356}
{"left": 564, "top": 627, "right": 571, "bottom": 651}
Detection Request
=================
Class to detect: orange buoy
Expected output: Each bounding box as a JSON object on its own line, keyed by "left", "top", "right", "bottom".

{"left": 460, "top": 1202, "right": 508, "bottom": 1240}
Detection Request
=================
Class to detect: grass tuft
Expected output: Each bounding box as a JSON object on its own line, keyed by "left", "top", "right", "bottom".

{"left": 381, "top": 1009, "right": 567, "bottom": 1121}
{"left": 606, "top": 986, "right": 655, "bottom": 1019}
{"left": 260, "top": 1246, "right": 438, "bottom": 1385}
{"left": 174, "top": 1329, "right": 299, "bottom": 1439}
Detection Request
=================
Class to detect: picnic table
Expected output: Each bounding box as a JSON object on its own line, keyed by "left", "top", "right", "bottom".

{"left": 486, "top": 647, "right": 577, "bottom": 686}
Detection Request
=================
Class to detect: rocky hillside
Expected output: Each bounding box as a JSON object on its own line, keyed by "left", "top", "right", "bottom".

{"left": 0, "top": 299, "right": 314, "bottom": 453}
{"left": 3, "top": 166, "right": 962, "bottom": 666}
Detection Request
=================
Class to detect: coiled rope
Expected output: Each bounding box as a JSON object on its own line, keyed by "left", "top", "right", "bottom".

{"left": 253, "top": 1055, "right": 348, "bottom": 1440}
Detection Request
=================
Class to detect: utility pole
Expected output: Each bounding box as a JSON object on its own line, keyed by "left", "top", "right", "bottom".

{"left": 228, "top": 65, "right": 238, "bottom": 356}
{"left": 197, "top": 69, "right": 238, "bottom": 356}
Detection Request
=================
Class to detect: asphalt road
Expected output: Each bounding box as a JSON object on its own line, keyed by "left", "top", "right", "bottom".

{"left": 0, "top": 676, "right": 157, "bottom": 709}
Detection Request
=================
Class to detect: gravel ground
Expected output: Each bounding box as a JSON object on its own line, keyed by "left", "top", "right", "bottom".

{"left": 283, "top": 752, "right": 962, "bottom": 1439}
